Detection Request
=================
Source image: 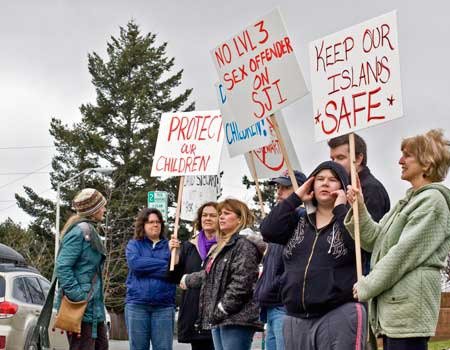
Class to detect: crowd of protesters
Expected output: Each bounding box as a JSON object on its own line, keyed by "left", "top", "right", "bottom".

{"left": 42, "top": 128, "right": 450, "bottom": 350}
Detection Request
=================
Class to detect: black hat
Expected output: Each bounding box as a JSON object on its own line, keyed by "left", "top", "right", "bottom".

{"left": 308, "top": 161, "right": 349, "bottom": 189}
{"left": 268, "top": 170, "right": 307, "bottom": 187}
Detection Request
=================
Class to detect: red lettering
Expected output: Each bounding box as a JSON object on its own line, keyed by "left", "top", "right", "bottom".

{"left": 367, "top": 86, "right": 384, "bottom": 122}
{"left": 168, "top": 116, "right": 180, "bottom": 141}
{"left": 254, "top": 20, "right": 269, "bottom": 44}
{"left": 323, "top": 100, "right": 338, "bottom": 135}
{"left": 352, "top": 91, "right": 366, "bottom": 127}
{"left": 315, "top": 40, "right": 326, "bottom": 72}
{"left": 381, "top": 24, "right": 395, "bottom": 50}
{"left": 214, "top": 43, "right": 232, "bottom": 67}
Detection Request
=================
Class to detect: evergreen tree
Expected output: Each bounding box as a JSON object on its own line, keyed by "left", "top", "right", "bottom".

{"left": 16, "top": 21, "right": 194, "bottom": 311}
{"left": 242, "top": 175, "right": 276, "bottom": 225}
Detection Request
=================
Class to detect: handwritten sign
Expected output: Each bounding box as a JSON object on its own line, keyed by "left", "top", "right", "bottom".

{"left": 212, "top": 8, "right": 308, "bottom": 130}
{"left": 244, "top": 112, "right": 301, "bottom": 179}
{"left": 309, "top": 11, "right": 403, "bottom": 141}
{"left": 181, "top": 175, "right": 220, "bottom": 222}
{"left": 151, "top": 111, "right": 224, "bottom": 176}
{"left": 216, "top": 82, "right": 272, "bottom": 157}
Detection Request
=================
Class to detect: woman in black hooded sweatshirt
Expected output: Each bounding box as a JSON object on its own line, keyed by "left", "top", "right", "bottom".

{"left": 260, "top": 161, "right": 367, "bottom": 350}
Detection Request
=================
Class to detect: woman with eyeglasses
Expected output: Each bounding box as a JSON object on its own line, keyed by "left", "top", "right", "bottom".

{"left": 125, "top": 208, "right": 176, "bottom": 350}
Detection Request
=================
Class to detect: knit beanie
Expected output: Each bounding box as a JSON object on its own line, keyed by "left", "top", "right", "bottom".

{"left": 72, "top": 188, "right": 107, "bottom": 217}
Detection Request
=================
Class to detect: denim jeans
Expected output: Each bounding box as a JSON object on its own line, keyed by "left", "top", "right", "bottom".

{"left": 125, "top": 303, "right": 174, "bottom": 350}
{"left": 211, "top": 325, "right": 255, "bottom": 350}
{"left": 265, "top": 306, "right": 286, "bottom": 350}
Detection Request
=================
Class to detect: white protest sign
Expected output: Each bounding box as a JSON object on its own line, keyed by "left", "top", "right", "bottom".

{"left": 181, "top": 175, "right": 220, "bottom": 222}
{"left": 212, "top": 8, "right": 308, "bottom": 130}
{"left": 151, "top": 111, "right": 224, "bottom": 177}
{"left": 309, "top": 11, "right": 403, "bottom": 141}
{"left": 216, "top": 82, "right": 272, "bottom": 158}
{"left": 244, "top": 112, "right": 301, "bottom": 179}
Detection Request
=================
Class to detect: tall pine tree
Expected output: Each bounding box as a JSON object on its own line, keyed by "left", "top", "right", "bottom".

{"left": 16, "top": 21, "right": 194, "bottom": 311}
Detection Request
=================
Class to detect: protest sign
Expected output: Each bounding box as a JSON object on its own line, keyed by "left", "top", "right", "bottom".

{"left": 181, "top": 175, "right": 220, "bottom": 222}
{"left": 151, "top": 110, "right": 224, "bottom": 177}
{"left": 244, "top": 112, "right": 301, "bottom": 179}
{"left": 216, "top": 82, "right": 272, "bottom": 157}
{"left": 309, "top": 11, "right": 403, "bottom": 141}
{"left": 212, "top": 8, "right": 308, "bottom": 130}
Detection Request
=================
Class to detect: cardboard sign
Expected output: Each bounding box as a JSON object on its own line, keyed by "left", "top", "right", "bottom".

{"left": 216, "top": 82, "right": 272, "bottom": 158}
{"left": 309, "top": 11, "right": 403, "bottom": 141}
{"left": 151, "top": 111, "right": 224, "bottom": 176}
{"left": 212, "top": 8, "right": 308, "bottom": 130}
{"left": 148, "top": 191, "right": 169, "bottom": 222}
{"left": 244, "top": 112, "right": 301, "bottom": 179}
{"left": 181, "top": 175, "right": 220, "bottom": 222}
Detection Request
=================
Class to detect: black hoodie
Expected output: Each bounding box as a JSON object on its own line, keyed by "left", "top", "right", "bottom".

{"left": 260, "top": 161, "right": 357, "bottom": 318}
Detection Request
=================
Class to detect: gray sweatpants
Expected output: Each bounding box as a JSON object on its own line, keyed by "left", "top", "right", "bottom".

{"left": 283, "top": 302, "right": 367, "bottom": 350}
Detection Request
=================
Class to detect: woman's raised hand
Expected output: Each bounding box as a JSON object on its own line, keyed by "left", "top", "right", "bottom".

{"left": 295, "top": 176, "right": 315, "bottom": 202}
{"left": 169, "top": 237, "right": 181, "bottom": 250}
{"left": 331, "top": 189, "right": 347, "bottom": 207}
{"left": 346, "top": 184, "right": 364, "bottom": 205}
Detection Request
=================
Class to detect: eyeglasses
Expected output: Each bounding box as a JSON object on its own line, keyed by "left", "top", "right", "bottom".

{"left": 146, "top": 220, "right": 161, "bottom": 225}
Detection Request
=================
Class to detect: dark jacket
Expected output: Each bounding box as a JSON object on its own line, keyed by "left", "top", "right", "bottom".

{"left": 359, "top": 166, "right": 390, "bottom": 222}
{"left": 359, "top": 166, "right": 391, "bottom": 275}
{"left": 185, "top": 231, "right": 264, "bottom": 331}
{"left": 253, "top": 243, "right": 285, "bottom": 308}
{"left": 125, "top": 237, "right": 176, "bottom": 306}
{"left": 261, "top": 161, "right": 357, "bottom": 319}
{"left": 254, "top": 209, "right": 305, "bottom": 308}
{"left": 167, "top": 234, "right": 212, "bottom": 343}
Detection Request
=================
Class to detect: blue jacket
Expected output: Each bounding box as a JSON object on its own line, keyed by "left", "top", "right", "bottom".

{"left": 125, "top": 237, "right": 176, "bottom": 306}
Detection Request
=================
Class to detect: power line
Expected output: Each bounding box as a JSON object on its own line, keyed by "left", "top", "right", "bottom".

{"left": 0, "top": 172, "right": 50, "bottom": 176}
{"left": 0, "top": 187, "right": 53, "bottom": 213}
{"left": 0, "top": 146, "right": 54, "bottom": 150}
{"left": 0, "top": 163, "right": 52, "bottom": 191}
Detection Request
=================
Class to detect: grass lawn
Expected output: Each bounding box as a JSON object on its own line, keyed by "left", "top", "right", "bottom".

{"left": 378, "top": 340, "right": 450, "bottom": 350}
{"left": 429, "top": 340, "right": 450, "bottom": 350}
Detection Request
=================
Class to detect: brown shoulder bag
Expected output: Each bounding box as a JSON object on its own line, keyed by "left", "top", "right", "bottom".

{"left": 53, "top": 273, "right": 98, "bottom": 335}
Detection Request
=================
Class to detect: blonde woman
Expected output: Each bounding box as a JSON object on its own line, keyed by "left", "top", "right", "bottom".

{"left": 346, "top": 129, "right": 450, "bottom": 350}
{"left": 181, "top": 199, "right": 264, "bottom": 350}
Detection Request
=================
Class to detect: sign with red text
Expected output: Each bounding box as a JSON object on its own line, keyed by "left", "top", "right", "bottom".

{"left": 244, "top": 112, "right": 301, "bottom": 179}
{"left": 309, "top": 11, "right": 403, "bottom": 141}
{"left": 212, "top": 8, "right": 308, "bottom": 130}
{"left": 151, "top": 111, "right": 224, "bottom": 177}
{"left": 216, "top": 82, "right": 272, "bottom": 157}
{"left": 181, "top": 175, "right": 220, "bottom": 221}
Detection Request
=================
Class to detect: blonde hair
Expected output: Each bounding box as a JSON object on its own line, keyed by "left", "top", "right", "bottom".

{"left": 217, "top": 198, "right": 255, "bottom": 236}
{"left": 401, "top": 129, "right": 450, "bottom": 182}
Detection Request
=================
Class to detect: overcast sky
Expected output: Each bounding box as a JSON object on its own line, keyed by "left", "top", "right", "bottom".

{"left": 0, "top": 0, "right": 449, "bottom": 226}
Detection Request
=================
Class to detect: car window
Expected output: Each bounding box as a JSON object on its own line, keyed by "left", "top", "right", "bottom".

{"left": 38, "top": 278, "right": 51, "bottom": 298}
{"left": 25, "top": 277, "right": 46, "bottom": 305}
{"left": 13, "top": 277, "right": 31, "bottom": 303}
{"left": 0, "top": 276, "right": 5, "bottom": 298}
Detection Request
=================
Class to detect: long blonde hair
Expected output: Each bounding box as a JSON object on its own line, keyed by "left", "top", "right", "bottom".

{"left": 217, "top": 198, "right": 255, "bottom": 240}
{"left": 61, "top": 213, "right": 98, "bottom": 238}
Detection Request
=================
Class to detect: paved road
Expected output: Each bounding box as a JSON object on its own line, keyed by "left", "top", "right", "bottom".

{"left": 109, "top": 340, "right": 190, "bottom": 350}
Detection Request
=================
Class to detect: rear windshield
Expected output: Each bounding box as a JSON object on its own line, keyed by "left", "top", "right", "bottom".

{"left": 0, "top": 276, "right": 5, "bottom": 297}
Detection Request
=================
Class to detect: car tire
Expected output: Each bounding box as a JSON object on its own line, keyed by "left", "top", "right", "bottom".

{"left": 24, "top": 325, "right": 39, "bottom": 350}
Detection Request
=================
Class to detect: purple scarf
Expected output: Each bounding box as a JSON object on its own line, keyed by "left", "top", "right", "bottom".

{"left": 197, "top": 230, "right": 217, "bottom": 261}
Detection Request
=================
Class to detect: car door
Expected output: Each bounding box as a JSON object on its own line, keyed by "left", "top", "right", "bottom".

{"left": 10, "top": 276, "right": 37, "bottom": 350}
{"left": 37, "top": 277, "right": 68, "bottom": 350}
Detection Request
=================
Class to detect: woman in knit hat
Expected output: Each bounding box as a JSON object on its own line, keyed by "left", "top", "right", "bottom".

{"left": 55, "top": 188, "right": 109, "bottom": 350}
